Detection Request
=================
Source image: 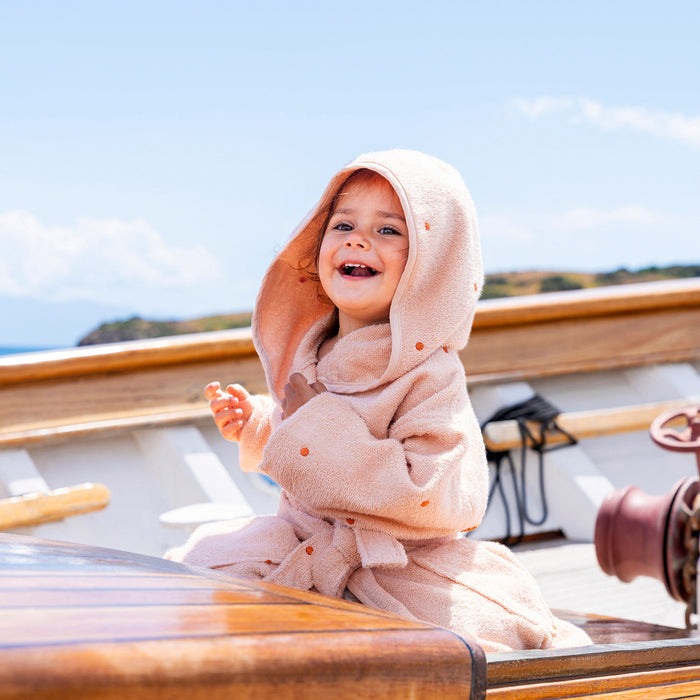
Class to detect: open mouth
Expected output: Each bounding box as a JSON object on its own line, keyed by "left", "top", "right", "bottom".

{"left": 339, "top": 263, "right": 378, "bottom": 277}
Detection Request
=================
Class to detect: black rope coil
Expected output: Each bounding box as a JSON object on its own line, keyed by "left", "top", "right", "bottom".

{"left": 480, "top": 395, "right": 578, "bottom": 545}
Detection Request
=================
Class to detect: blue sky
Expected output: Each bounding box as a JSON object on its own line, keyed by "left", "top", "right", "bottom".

{"left": 1, "top": 1, "right": 699, "bottom": 346}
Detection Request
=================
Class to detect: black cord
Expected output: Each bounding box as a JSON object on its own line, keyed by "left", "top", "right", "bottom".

{"left": 480, "top": 395, "right": 577, "bottom": 545}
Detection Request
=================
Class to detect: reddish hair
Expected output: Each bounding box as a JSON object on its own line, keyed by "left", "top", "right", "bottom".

{"left": 296, "top": 168, "right": 393, "bottom": 285}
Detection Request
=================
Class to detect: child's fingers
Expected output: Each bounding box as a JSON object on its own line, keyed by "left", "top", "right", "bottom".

{"left": 223, "top": 423, "right": 243, "bottom": 435}
{"left": 220, "top": 419, "right": 244, "bottom": 440}
{"left": 205, "top": 381, "right": 246, "bottom": 441}
{"left": 217, "top": 411, "right": 244, "bottom": 439}
{"left": 214, "top": 406, "right": 243, "bottom": 429}
{"left": 226, "top": 383, "right": 249, "bottom": 400}
{"left": 204, "top": 382, "right": 222, "bottom": 400}
{"left": 210, "top": 396, "right": 239, "bottom": 414}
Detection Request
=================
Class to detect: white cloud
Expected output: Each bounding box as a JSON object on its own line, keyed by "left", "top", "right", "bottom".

{"left": 548, "top": 205, "right": 680, "bottom": 231}
{"left": 511, "top": 96, "right": 575, "bottom": 119}
{"left": 480, "top": 214, "right": 534, "bottom": 242}
{"left": 0, "top": 210, "right": 222, "bottom": 306}
{"left": 480, "top": 204, "right": 696, "bottom": 273}
{"left": 512, "top": 96, "right": 700, "bottom": 148}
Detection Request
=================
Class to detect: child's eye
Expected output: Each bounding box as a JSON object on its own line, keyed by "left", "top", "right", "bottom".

{"left": 333, "top": 222, "right": 353, "bottom": 232}
{"left": 379, "top": 225, "right": 401, "bottom": 236}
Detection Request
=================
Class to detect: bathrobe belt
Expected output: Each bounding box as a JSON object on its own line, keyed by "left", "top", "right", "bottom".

{"left": 266, "top": 494, "right": 409, "bottom": 598}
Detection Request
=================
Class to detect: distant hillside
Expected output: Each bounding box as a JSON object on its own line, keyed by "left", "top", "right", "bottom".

{"left": 78, "top": 264, "right": 699, "bottom": 345}
{"left": 78, "top": 312, "right": 253, "bottom": 346}
{"left": 481, "top": 264, "right": 700, "bottom": 299}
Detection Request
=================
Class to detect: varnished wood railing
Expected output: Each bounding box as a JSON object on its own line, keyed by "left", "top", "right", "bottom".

{"left": 483, "top": 397, "right": 700, "bottom": 452}
{"left": 461, "top": 277, "right": 700, "bottom": 383}
{"left": 0, "top": 533, "right": 484, "bottom": 699}
{"left": 0, "top": 483, "right": 110, "bottom": 529}
{"left": 1, "top": 279, "right": 699, "bottom": 447}
{"left": 4, "top": 532, "right": 700, "bottom": 699}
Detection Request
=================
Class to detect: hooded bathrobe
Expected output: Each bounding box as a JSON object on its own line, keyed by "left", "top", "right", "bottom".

{"left": 168, "top": 150, "right": 591, "bottom": 653}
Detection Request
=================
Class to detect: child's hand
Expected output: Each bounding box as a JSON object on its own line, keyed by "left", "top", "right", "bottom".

{"left": 281, "top": 373, "right": 327, "bottom": 420}
{"left": 205, "top": 381, "right": 254, "bottom": 442}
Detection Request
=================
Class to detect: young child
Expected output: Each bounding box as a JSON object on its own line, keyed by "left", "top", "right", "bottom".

{"left": 167, "top": 150, "right": 591, "bottom": 653}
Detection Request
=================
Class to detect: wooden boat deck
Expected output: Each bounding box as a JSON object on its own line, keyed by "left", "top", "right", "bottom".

{"left": 0, "top": 533, "right": 483, "bottom": 699}
{"left": 513, "top": 537, "right": 688, "bottom": 629}
{"left": 3, "top": 533, "right": 700, "bottom": 700}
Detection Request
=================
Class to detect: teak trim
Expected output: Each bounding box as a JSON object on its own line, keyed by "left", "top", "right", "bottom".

{"left": 1, "top": 279, "right": 699, "bottom": 448}
{"left": 483, "top": 397, "right": 700, "bottom": 452}
{"left": 2, "top": 278, "right": 698, "bottom": 387}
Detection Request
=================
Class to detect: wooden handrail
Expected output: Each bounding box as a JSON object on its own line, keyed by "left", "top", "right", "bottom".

{"left": 0, "top": 483, "right": 111, "bottom": 529}
{"left": 1, "top": 279, "right": 699, "bottom": 448}
{"left": 0, "top": 327, "right": 255, "bottom": 386}
{"left": 472, "top": 277, "right": 700, "bottom": 329}
{"left": 0, "top": 406, "right": 212, "bottom": 448}
{"left": 482, "top": 397, "right": 700, "bottom": 452}
{"left": 1, "top": 278, "right": 698, "bottom": 387}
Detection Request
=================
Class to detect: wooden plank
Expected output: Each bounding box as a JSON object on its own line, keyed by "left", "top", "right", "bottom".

{"left": 2, "top": 278, "right": 696, "bottom": 385}
{"left": 473, "top": 277, "right": 700, "bottom": 327}
{"left": 0, "top": 632, "right": 481, "bottom": 700}
{"left": 0, "top": 407, "right": 212, "bottom": 448}
{"left": 487, "top": 667, "right": 700, "bottom": 699}
{"left": 558, "top": 611, "right": 692, "bottom": 645}
{"left": 483, "top": 397, "right": 700, "bottom": 452}
{"left": 0, "top": 588, "right": 288, "bottom": 606}
{"left": 5, "top": 538, "right": 700, "bottom": 699}
{"left": 487, "top": 627, "right": 700, "bottom": 700}
{"left": 0, "top": 533, "right": 484, "bottom": 700}
{"left": 463, "top": 305, "right": 700, "bottom": 384}
{"left": 0, "top": 355, "right": 267, "bottom": 437}
{"left": 1, "top": 603, "right": 433, "bottom": 646}
{"left": 0, "top": 328, "right": 257, "bottom": 385}
{"left": 1, "top": 280, "right": 699, "bottom": 447}
{"left": 0, "top": 483, "right": 110, "bottom": 529}
{"left": 0, "top": 573, "right": 257, "bottom": 590}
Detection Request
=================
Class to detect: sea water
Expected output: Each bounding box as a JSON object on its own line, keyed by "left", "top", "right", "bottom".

{"left": 0, "top": 346, "right": 58, "bottom": 356}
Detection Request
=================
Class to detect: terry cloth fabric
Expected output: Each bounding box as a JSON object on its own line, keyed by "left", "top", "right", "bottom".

{"left": 167, "top": 150, "right": 592, "bottom": 653}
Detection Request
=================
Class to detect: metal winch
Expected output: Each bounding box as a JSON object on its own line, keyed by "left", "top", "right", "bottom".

{"left": 594, "top": 405, "right": 700, "bottom": 627}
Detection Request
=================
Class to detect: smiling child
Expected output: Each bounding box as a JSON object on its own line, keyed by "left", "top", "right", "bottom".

{"left": 167, "top": 150, "right": 591, "bottom": 653}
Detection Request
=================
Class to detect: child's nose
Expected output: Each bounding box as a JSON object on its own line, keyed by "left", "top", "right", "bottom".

{"left": 344, "top": 230, "right": 370, "bottom": 249}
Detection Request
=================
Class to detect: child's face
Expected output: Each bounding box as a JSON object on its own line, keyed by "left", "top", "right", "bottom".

{"left": 318, "top": 174, "right": 409, "bottom": 335}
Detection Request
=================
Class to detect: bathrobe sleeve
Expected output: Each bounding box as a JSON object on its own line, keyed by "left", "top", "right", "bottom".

{"left": 259, "top": 358, "right": 489, "bottom": 540}
{"left": 237, "top": 393, "right": 279, "bottom": 472}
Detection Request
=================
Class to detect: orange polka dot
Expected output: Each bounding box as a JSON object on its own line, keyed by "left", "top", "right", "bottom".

{"left": 300, "top": 447, "right": 309, "bottom": 456}
{"left": 306, "top": 546, "right": 314, "bottom": 555}
{"left": 460, "top": 526, "right": 477, "bottom": 533}
{"left": 420, "top": 500, "right": 429, "bottom": 507}
{"left": 415, "top": 342, "right": 424, "bottom": 351}
{"left": 442, "top": 346, "right": 448, "bottom": 352}
{"left": 424, "top": 222, "right": 431, "bottom": 230}
{"left": 473, "top": 282, "right": 478, "bottom": 291}
{"left": 346, "top": 518, "right": 355, "bottom": 525}
{"left": 265, "top": 559, "right": 272, "bottom": 564}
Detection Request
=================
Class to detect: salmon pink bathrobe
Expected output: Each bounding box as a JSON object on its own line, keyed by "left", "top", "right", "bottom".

{"left": 167, "top": 150, "right": 591, "bottom": 653}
